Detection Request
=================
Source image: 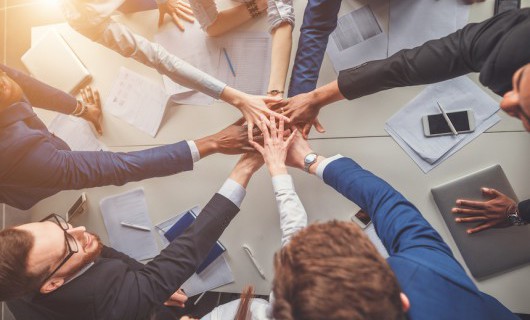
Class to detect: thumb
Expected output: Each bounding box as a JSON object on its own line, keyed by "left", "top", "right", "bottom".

{"left": 314, "top": 118, "right": 326, "bottom": 133}
{"left": 93, "top": 119, "right": 103, "bottom": 135}
{"left": 262, "top": 96, "right": 283, "bottom": 104}
{"left": 232, "top": 117, "right": 246, "bottom": 126}
{"left": 158, "top": 8, "right": 165, "bottom": 27}
{"left": 481, "top": 187, "right": 502, "bottom": 198}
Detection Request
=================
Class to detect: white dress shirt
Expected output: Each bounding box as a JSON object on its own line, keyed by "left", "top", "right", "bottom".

{"left": 61, "top": 0, "right": 227, "bottom": 99}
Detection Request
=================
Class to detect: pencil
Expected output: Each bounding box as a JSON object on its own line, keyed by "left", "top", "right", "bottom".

{"left": 222, "top": 48, "right": 236, "bottom": 77}
{"left": 437, "top": 101, "right": 458, "bottom": 136}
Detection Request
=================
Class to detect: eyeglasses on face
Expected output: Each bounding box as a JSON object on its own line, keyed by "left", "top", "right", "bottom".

{"left": 38, "top": 214, "right": 79, "bottom": 284}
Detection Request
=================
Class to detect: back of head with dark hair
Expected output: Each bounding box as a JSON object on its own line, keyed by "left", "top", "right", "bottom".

{"left": 272, "top": 220, "right": 403, "bottom": 320}
{"left": 0, "top": 228, "right": 47, "bottom": 301}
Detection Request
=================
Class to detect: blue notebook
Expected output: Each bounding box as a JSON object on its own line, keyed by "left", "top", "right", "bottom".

{"left": 164, "top": 210, "right": 226, "bottom": 274}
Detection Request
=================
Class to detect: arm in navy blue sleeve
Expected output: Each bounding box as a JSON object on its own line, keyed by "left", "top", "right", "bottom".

{"left": 287, "top": 0, "right": 341, "bottom": 97}
{"left": 11, "top": 140, "right": 193, "bottom": 191}
{"left": 0, "top": 64, "right": 77, "bottom": 114}
{"left": 322, "top": 157, "right": 452, "bottom": 256}
{"left": 518, "top": 199, "right": 530, "bottom": 223}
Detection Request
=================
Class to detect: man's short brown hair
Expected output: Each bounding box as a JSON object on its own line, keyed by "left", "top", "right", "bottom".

{"left": 272, "top": 220, "right": 403, "bottom": 320}
{"left": 0, "top": 228, "right": 47, "bottom": 301}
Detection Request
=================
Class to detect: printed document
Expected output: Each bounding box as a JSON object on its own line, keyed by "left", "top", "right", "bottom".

{"left": 48, "top": 114, "right": 107, "bottom": 151}
{"left": 105, "top": 67, "right": 169, "bottom": 137}
{"left": 327, "top": 1, "right": 388, "bottom": 73}
{"left": 100, "top": 188, "right": 159, "bottom": 261}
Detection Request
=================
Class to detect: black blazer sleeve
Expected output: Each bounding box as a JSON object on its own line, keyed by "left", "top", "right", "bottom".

{"left": 100, "top": 246, "right": 144, "bottom": 271}
{"left": 104, "top": 193, "right": 239, "bottom": 320}
{"left": 337, "top": 8, "right": 530, "bottom": 99}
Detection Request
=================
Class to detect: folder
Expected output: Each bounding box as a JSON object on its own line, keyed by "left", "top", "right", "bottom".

{"left": 164, "top": 209, "right": 226, "bottom": 274}
{"left": 21, "top": 29, "right": 91, "bottom": 94}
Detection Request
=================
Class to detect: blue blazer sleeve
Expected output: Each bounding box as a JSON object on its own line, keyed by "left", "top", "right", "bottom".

{"left": 322, "top": 157, "right": 452, "bottom": 257}
{"left": 10, "top": 139, "right": 193, "bottom": 191}
{"left": 0, "top": 64, "right": 77, "bottom": 114}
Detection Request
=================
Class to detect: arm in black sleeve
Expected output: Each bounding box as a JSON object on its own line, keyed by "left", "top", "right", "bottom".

{"left": 337, "top": 8, "right": 530, "bottom": 100}
{"left": 0, "top": 64, "right": 77, "bottom": 114}
{"left": 119, "top": 193, "right": 239, "bottom": 320}
{"left": 518, "top": 199, "right": 530, "bottom": 223}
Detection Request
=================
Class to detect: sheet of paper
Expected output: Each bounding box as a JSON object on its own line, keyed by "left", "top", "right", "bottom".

{"left": 364, "top": 224, "right": 389, "bottom": 259}
{"left": 155, "top": 207, "right": 234, "bottom": 296}
{"left": 154, "top": 22, "right": 218, "bottom": 105}
{"left": 48, "top": 114, "right": 107, "bottom": 151}
{"left": 105, "top": 67, "right": 169, "bottom": 137}
{"left": 326, "top": 2, "right": 388, "bottom": 73}
{"left": 385, "top": 76, "right": 500, "bottom": 173}
{"left": 388, "top": 0, "right": 469, "bottom": 56}
{"left": 100, "top": 188, "right": 159, "bottom": 261}
{"left": 215, "top": 32, "right": 271, "bottom": 95}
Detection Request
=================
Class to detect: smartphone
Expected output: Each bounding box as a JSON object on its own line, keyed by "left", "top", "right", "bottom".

{"left": 494, "top": 0, "right": 520, "bottom": 15}
{"left": 351, "top": 209, "right": 372, "bottom": 229}
{"left": 66, "top": 193, "right": 87, "bottom": 222}
{"left": 422, "top": 109, "right": 475, "bottom": 137}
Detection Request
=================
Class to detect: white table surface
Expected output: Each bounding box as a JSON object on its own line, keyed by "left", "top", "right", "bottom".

{"left": 25, "top": 0, "right": 530, "bottom": 314}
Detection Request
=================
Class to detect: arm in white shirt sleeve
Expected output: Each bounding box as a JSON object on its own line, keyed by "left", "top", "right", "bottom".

{"left": 267, "top": 0, "right": 294, "bottom": 32}
{"left": 316, "top": 154, "right": 344, "bottom": 180}
{"left": 186, "top": 140, "right": 200, "bottom": 163}
{"left": 218, "top": 178, "right": 247, "bottom": 208}
{"left": 62, "top": 0, "right": 226, "bottom": 99}
{"left": 272, "top": 174, "right": 308, "bottom": 247}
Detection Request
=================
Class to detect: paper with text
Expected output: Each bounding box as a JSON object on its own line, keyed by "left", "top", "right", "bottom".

{"left": 48, "top": 114, "right": 107, "bottom": 151}
{"left": 105, "top": 67, "right": 169, "bottom": 137}
{"left": 100, "top": 188, "right": 159, "bottom": 261}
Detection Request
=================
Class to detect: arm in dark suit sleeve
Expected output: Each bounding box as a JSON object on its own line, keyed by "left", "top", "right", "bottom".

{"left": 11, "top": 140, "right": 193, "bottom": 192}
{"left": 336, "top": 9, "right": 528, "bottom": 100}
{"left": 120, "top": 193, "right": 239, "bottom": 320}
{"left": 101, "top": 246, "right": 144, "bottom": 271}
{"left": 322, "top": 157, "right": 452, "bottom": 257}
{"left": 0, "top": 64, "right": 77, "bottom": 114}
{"left": 518, "top": 199, "right": 530, "bottom": 223}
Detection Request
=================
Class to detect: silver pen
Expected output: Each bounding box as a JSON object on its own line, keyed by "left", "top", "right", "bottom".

{"left": 120, "top": 221, "right": 151, "bottom": 231}
{"left": 242, "top": 244, "right": 266, "bottom": 279}
{"left": 437, "top": 101, "right": 458, "bottom": 136}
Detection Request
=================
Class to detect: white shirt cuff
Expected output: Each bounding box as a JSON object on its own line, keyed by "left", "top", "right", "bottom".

{"left": 218, "top": 179, "right": 246, "bottom": 208}
{"left": 316, "top": 154, "right": 344, "bottom": 180}
{"left": 187, "top": 140, "right": 200, "bottom": 163}
{"left": 272, "top": 174, "right": 294, "bottom": 193}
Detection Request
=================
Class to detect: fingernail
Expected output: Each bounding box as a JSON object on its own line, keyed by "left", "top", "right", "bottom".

{"left": 455, "top": 218, "right": 461, "bottom": 222}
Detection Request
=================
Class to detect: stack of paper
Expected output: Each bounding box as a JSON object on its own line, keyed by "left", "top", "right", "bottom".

{"left": 100, "top": 188, "right": 159, "bottom": 261}
{"left": 155, "top": 207, "right": 234, "bottom": 297}
{"left": 48, "top": 114, "right": 107, "bottom": 151}
{"left": 385, "top": 76, "right": 500, "bottom": 173}
{"left": 105, "top": 67, "right": 169, "bottom": 137}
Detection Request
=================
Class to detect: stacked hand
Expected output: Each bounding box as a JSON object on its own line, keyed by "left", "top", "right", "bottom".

{"left": 158, "top": 0, "right": 195, "bottom": 31}
{"left": 452, "top": 187, "right": 516, "bottom": 234}
{"left": 79, "top": 86, "right": 103, "bottom": 135}
{"left": 273, "top": 93, "right": 325, "bottom": 139}
{"left": 236, "top": 93, "right": 289, "bottom": 140}
{"left": 250, "top": 115, "right": 296, "bottom": 176}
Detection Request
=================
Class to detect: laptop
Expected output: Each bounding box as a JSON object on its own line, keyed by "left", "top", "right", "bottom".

{"left": 21, "top": 29, "right": 91, "bottom": 94}
{"left": 431, "top": 165, "right": 530, "bottom": 279}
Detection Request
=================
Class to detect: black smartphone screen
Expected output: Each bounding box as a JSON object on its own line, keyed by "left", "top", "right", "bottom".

{"left": 355, "top": 210, "right": 371, "bottom": 226}
{"left": 428, "top": 111, "right": 470, "bottom": 135}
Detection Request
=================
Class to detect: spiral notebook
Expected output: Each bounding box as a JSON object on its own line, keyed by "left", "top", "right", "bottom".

{"left": 21, "top": 29, "right": 91, "bottom": 94}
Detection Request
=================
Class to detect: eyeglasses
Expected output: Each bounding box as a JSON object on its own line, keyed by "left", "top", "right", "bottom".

{"left": 39, "top": 214, "right": 79, "bottom": 284}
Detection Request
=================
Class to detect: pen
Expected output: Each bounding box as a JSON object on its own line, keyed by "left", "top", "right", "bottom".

{"left": 242, "top": 244, "right": 266, "bottom": 279}
{"left": 437, "top": 101, "right": 458, "bottom": 136}
{"left": 120, "top": 222, "right": 151, "bottom": 231}
{"left": 222, "top": 48, "right": 236, "bottom": 77}
{"left": 194, "top": 291, "right": 206, "bottom": 305}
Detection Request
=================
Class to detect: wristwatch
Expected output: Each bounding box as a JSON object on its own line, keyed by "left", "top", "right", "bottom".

{"left": 507, "top": 206, "right": 527, "bottom": 226}
{"left": 304, "top": 153, "right": 318, "bottom": 172}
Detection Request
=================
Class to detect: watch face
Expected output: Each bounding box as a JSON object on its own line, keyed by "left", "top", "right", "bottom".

{"left": 305, "top": 153, "right": 317, "bottom": 164}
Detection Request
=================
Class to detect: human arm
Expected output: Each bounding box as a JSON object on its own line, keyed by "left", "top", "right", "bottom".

{"left": 337, "top": 9, "right": 530, "bottom": 99}
{"left": 250, "top": 116, "right": 306, "bottom": 245}
{"left": 121, "top": 154, "right": 262, "bottom": 319}
{"left": 100, "top": 246, "right": 144, "bottom": 270}
{"left": 452, "top": 188, "right": 526, "bottom": 234}
{"left": 287, "top": 0, "right": 341, "bottom": 97}
{"left": 284, "top": 133, "right": 452, "bottom": 256}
